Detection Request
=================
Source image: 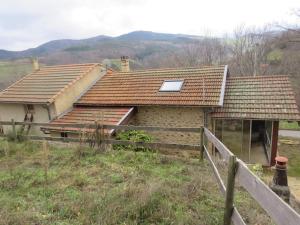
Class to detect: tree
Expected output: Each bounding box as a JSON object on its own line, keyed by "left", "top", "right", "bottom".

{"left": 228, "top": 25, "right": 271, "bottom": 76}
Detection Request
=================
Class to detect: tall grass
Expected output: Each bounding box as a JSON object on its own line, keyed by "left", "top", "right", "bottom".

{"left": 0, "top": 139, "right": 274, "bottom": 225}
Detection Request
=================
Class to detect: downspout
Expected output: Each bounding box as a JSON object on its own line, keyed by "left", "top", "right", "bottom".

{"left": 204, "top": 108, "right": 213, "bottom": 129}
{"left": 203, "top": 107, "right": 213, "bottom": 151}
{"left": 42, "top": 104, "right": 52, "bottom": 120}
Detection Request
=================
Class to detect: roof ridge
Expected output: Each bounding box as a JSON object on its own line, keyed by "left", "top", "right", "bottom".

{"left": 43, "top": 63, "right": 100, "bottom": 68}
{"left": 48, "top": 63, "right": 100, "bottom": 103}
{"left": 114, "top": 65, "right": 226, "bottom": 74}
{"left": 228, "top": 75, "right": 289, "bottom": 79}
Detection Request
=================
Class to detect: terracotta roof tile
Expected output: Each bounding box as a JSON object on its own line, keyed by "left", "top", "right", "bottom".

{"left": 0, "top": 63, "right": 100, "bottom": 104}
{"left": 76, "top": 65, "right": 227, "bottom": 106}
{"left": 44, "top": 106, "right": 134, "bottom": 133}
{"left": 212, "top": 76, "right": 300, "bottom": 121}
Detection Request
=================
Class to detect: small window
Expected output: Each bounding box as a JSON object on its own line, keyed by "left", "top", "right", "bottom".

{"left": 25, "top": 104, "right": 34, "bottom": 112}
{"left": 61, "top": 132, "right": 68, "bottom": 138}
{"left": 159, "top": 80, "right": 184, "bottom": 92}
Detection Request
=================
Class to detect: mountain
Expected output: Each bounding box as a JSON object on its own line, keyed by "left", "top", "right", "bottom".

{"left": 0, "top": 31, "right": 200, "bottom": 63}
{"left": 0, "top": 35, "right": 112, "bottom": 59}
{"left": 117, "top": 31, "right": 199, "bottom": 41}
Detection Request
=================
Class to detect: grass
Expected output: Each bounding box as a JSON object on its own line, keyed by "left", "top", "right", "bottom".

{"left": 0, "top": 139, "right": 274, "bottom": 225}
{"left": 0, "top": 139, "right": 224, "bottom": 225}
{"left": 278, "top": 137, "right": 300, "bottom": 177}
{"left": 279, "top": 121, "right": 300, "bottom": 131}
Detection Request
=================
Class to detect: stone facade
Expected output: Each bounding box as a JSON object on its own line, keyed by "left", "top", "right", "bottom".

{"left": 130, "top": 106, "right": 204, "bottom": 146}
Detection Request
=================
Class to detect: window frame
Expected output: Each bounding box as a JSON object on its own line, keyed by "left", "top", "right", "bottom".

{"left": 60, "top": 132, "right": 68, "bottom": 138}
{"left": 159, "top": 80, "right": 184, "bottom": 92}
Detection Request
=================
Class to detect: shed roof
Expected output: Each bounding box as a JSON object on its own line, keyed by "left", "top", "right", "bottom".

{"left": 43, "top": 106, "right": 134, "bottom": 133}
{"left": 0, "top": 63, "right": 100, "bottom": 104}
{"left": 211, "top": 75, "right": 300, "bottom": 121}
{"left": 76, "top": 65, "right": 228, "bottom": 107}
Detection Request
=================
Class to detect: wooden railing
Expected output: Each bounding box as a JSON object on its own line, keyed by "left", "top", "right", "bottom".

{"left": 203, "top": 127, "right": 300, "bottom": 225}
{"left": 0, "top": 120, "right": 300, "bottom": 225}
{"left": 0, "top": 120, "right": 201, "bottom": 150}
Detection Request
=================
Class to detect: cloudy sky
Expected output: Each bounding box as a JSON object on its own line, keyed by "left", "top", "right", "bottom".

{"left": 0, "top": 0, "right": 299, "bottom": 51}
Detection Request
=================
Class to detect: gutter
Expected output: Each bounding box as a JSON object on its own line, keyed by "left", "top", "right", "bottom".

{"left": 218, "top": 65, "right": 228, "bottom": 106}
{"left": 110, "top": 107, "right": 135, "bottom": 136}
{"left": 42, "top": 104, "right": 52, "bottom": 120}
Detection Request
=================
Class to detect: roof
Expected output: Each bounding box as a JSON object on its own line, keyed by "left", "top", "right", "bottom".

{"left": 43, "top": 106, "right": 134, "bottom": 133}
{"left": 211, "top": 75, "right": 300, "bottom": 121}
{"left": 0, "top": 63, "right": 100, "bottom": 104}
{"left": 76, "top": 65, "right": 228, "bottom": 107}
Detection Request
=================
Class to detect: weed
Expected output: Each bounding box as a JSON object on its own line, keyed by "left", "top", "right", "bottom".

{"left": 114, "top": 130, "right": 153, "bottom": 152}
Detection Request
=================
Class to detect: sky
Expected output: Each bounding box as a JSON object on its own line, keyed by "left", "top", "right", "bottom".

{"left": 0, "top": 0, "right": 299, "bottom": 51}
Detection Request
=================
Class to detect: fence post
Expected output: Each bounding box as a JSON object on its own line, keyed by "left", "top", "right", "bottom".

{"left": 11, "top": 119, "right": 16, "bottom": 141}
{"left": 223, "top": 155, "right": 237, "bottom": 225}
{"left": 200, "top": 127, "right": 204, "bottom": 161}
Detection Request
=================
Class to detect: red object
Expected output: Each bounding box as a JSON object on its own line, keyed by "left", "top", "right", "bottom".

{"left": 275, "top": 156, "right": 288, "bottom": 166}
{"left": 270, "top": 121, "right": 279, "bottom": 166}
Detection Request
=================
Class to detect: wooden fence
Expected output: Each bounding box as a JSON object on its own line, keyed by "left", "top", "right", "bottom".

{"left": 203, "top": 127, "right": 300, "bottom": 225}
{"left": 0, "top": 120, "right": 300, "bottom": 225}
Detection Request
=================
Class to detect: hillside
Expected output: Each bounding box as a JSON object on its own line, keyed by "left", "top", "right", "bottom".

{"left": 0, "top": 31, "right": 199, "bottom": 66}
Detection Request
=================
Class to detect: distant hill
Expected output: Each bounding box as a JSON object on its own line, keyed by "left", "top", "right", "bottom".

{"left": 0, "top": 31, "right": 201, "bottom": 65}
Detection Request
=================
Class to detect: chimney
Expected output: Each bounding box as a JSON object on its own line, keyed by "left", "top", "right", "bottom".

{"left": 120, "top": 56, "right": 130, "bottom": 72}
{"left": 32, "top": 57, "right": 40, "bottom": 71}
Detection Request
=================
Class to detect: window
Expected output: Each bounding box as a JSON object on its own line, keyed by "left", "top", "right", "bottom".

{"left": 61, "top": 132, "right": 68, "bottom": 138}
{"left": 159, "top": 80, "right": 184, "bottom": 92}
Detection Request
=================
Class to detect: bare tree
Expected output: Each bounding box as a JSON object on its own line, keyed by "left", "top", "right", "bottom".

{"left": 229, "top": 25, "right": 271, "bottom": 76}
{"left": 165, "top": 37, "right": 228, "bottom": 68}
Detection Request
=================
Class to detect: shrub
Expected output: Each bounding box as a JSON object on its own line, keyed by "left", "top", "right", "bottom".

{"left": 113, "top": 130, "right": 153, "bottom": 152}
{"left": 6, "top": 128, "right": 27, "bottom": 142}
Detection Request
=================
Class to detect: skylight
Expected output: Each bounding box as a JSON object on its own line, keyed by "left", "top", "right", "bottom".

{"left": 159, "top": 80, "right": 184, "bottom": 92}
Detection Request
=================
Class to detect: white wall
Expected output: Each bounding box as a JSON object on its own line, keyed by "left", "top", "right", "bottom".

{"left": 0, "top": 103, "right": 52, "bottom": 135}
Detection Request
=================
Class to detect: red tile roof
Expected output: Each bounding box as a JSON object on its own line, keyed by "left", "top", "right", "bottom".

{"left": 212, "top": 76, "right": 300, "bottom": 121}
{"left": 43, "top": 107, "right": 134, "bottom": 133}
{"left": 0, "top": 63, "right": 100, "bottom": 104}
{"left": 76, "top": 65, "right": 228, "bottom": 107}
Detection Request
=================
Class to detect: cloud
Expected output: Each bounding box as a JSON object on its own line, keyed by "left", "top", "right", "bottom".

{"left": 0, "top": 0, "right": 299, "bottom": 50}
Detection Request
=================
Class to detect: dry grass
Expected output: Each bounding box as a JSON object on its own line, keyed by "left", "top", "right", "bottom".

{"left": 0, "top": 139, "right": 274, "bottom": 225}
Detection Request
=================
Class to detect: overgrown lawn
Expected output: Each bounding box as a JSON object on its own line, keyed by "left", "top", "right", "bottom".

{"left": 0, "top": 140, "right": 226, "bottom": 225}
{"left": 0, "top": 139, "right": 276, "bottom": 225}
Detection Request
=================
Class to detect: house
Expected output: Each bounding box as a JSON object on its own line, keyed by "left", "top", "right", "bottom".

{"left": 1, "top": 57, "right": 300, "bottom": 166}
{"left": 0, "top": 61, "right": 107, "bottom": 135}
{"left": 45, "top": 63, "right": 229, "bottom": 147}
{"left": 211, "top": 75, "right": 300, "bottom": 165}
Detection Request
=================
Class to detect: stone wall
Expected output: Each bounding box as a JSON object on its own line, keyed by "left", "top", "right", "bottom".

{"left": 129, "top": 106, "right": 204, "bottom": 146}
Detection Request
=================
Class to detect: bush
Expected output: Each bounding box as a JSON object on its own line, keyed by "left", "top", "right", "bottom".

{"left": 113, "top": 130, "right": 153, "bottom": 152}
{"left": 6, "top": 128, "right": 27, "bottom": 142}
